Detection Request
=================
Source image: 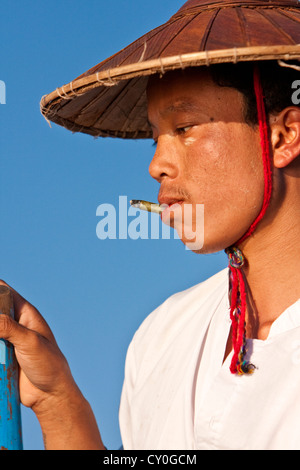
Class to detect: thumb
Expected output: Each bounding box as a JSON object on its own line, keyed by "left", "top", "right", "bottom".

{"left": 0, "top": 280, "right": 56, "bottom": 343}
{"left": 0, "top": 313, "right": 39, "bottom": 354}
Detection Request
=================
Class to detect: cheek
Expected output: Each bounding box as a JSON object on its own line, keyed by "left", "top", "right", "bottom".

{"left": 182, "top": 124, "right": 264, "bottom": 249}
{"left": 186, "top": 124, "right": 262, "bottom": 199}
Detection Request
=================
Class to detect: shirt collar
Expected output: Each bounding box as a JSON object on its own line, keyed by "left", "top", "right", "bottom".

{"left": 268, "top": 299, "right": 300, "bottom": 339}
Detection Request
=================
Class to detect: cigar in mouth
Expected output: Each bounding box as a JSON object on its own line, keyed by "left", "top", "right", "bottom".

{"left": 130, "top": 199, "right": 163, "bottom": 214}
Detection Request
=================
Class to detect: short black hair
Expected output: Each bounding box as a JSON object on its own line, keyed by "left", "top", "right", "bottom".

{"left": 210, "top": 60, "right": 300, "bottom": 126}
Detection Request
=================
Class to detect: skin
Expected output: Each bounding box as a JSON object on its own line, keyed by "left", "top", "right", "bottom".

{"left": 148, "top": 68, "right": 264, "bottom": 252}
{"left": 0, "top": 66, "right": 299, "bottom": 448}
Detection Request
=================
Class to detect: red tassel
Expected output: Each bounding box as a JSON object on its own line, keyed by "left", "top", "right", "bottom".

{"left": 226, "top": 65, "right": 272, "bottom": 375}
{"left": 227, "top": 248, "right": 255, "bottom": 375}
{"left": 237, "top": 65, "right": 272, "bottom": 245}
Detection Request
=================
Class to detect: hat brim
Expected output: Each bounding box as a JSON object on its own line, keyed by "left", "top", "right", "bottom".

{"left": 40, "top": 1, "right": 300, "bottom": 139}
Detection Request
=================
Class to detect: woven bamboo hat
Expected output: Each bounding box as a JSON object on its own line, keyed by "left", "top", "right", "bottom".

{"left": 40, "top": 0, "right": 300, "bottom": 140}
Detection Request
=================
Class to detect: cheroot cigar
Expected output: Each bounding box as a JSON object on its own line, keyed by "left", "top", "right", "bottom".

{"left": 130, "top": 199, "right": 163, "bottom": 214}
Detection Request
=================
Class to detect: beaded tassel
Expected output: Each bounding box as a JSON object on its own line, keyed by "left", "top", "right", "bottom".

{"left": 225, "top": 65, "right": 272, "bottom": 375}
{"left": 226, "top": 247, "right": 255, "bottom": 375}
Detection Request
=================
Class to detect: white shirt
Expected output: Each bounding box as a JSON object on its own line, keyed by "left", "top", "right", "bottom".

{"left": 119, "top": 268, "right": 300, "bottom": 450}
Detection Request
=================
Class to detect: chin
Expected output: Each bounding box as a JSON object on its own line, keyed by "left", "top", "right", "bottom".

{"left": 173, "top": 219, "right": 246, "bottom": 254}
{"left": 180, "top": 235, "right": 232, "bottom": 255}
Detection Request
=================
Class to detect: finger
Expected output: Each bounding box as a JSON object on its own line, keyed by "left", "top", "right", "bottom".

{"left": 0, "top": 313, "right": 67, "bottom": 393}
{"left": 0, "top": 313, "right": 38, "bottom": 352}
{"left": 0, "top": 280, "right": 56, "bottom": 343}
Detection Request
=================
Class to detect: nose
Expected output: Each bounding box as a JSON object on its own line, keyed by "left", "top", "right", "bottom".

{"left": 148, "top": 135, "right": 179, "bottom": 183}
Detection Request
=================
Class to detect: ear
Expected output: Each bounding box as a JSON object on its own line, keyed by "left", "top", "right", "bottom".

{"left": 269, "top": 107, "right": 300, "bottom": 169}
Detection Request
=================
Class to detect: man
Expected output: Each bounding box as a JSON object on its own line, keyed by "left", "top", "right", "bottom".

{"left": 1, "top": 0, "right": 300, "bottom": 449}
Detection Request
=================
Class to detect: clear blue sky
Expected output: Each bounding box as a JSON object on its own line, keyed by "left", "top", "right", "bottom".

{"left": 1, "top": 0, "right": 227, "bottom": 449}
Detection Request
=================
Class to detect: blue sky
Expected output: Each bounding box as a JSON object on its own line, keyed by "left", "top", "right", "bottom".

{"left": 1, "top": 0, "right": 227, "bottom": 449}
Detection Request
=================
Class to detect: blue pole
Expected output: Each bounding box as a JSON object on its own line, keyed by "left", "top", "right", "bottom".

{"left": 0, "top": 286, "right": 23, "bottom": 450}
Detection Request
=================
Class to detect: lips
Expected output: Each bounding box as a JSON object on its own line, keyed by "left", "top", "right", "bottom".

{"left": 157, "top": 194, "right": 184, "bottom": 225}
{"left": 158, "top": 194, "right": 184, "bottom": 208}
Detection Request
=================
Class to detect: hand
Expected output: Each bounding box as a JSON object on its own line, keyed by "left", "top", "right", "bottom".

{"left": 0, "top": 280, "right": 104, "bottom": 449}
{"left": 0, "top": 280, "right": 75, "bottom": 412}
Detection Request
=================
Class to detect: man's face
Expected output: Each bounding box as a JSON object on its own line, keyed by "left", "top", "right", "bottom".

{"left": 147, "top": 68, "right": 264, "bottom": 253}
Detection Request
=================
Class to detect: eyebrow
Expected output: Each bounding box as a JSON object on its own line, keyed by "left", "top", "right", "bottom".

{"left": 147, "top": 98, "right": 203, "bottom": 129}
{"left": 161, "top": 99, "right": 201, "bottom": 117}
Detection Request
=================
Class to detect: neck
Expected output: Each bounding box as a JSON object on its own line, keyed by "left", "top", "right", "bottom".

{"left": 239, "top": 178, "right": 300, "bottom": 340}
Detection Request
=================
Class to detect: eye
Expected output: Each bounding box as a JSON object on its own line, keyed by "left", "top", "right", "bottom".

{"left": 177, "top": 126, "right": 192, "bottom": 135}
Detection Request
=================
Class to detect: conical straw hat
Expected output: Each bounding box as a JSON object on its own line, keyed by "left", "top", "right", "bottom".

{"left": 40, "top": 0, "right": 300, "bottom": 140}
